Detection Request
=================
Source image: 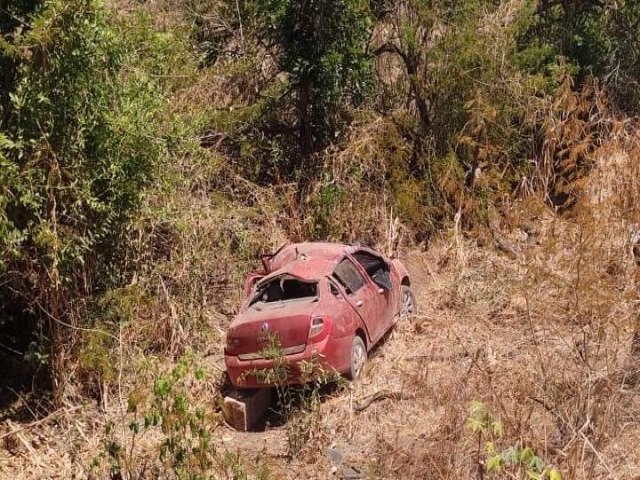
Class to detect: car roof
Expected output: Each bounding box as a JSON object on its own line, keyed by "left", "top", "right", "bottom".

{"left": 261, "top": 242, "right": 362, "bottom": 283}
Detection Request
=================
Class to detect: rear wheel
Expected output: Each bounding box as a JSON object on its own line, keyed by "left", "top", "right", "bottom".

{"left": 347, "top": 335, "right": 367, "bottom": 381}
{"left": 401, "top": 285, "right": 417, "bottom": 317}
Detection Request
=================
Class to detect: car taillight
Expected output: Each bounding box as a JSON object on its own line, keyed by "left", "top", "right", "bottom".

{"left": 309, "top": 317, "right": 324, "bottom": 338}
{"left": 308, "top": 315, "right": 332, "bottom": 343}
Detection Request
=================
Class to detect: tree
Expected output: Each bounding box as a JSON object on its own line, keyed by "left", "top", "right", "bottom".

{"left": 255, "top": 0, "right": 375, "bottom": 157}
{"left": 524, "top": 0, "right": 640, "bottom": 112}
{"left": 0, "top": 0, "right": 168, "bottom": 404}
{"left": 0, "top": 0, "right": 42, "bottom": 120}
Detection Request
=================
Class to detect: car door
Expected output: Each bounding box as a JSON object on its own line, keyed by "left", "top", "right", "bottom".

{"left": 324, "top": 277, "right": 362, "bottom": 339}
{"left": 333, "top": 257, "right": 387, "bottom": 343}
{"left": 350, "top": 250, "right": 398, "bottom": 331}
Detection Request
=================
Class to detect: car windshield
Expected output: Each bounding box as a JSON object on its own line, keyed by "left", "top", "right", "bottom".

{"left": 250, "top": 276, "right": 318, "bottom": 306}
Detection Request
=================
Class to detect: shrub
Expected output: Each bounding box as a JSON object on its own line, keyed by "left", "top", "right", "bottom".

{"left": 521, "top": 0, "right": 640, "bottom": 112}
{"left": 468, "top": 401, "right": 563, "bottom": 480}
{"left": 92, "top": 354, "right": 266, "bottom": 479}
{"left": 0, "top": 0, "right": 177, "bottom": 403}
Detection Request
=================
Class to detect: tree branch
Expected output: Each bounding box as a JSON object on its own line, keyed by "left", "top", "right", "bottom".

{"left": 373, "top": 41, "right": 409, "bottom": 67}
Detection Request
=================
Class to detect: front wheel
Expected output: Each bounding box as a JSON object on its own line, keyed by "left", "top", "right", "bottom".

{"left": 401, "top": 285, "right": 417, "bottom": 317}
{"left": 347, "top": 335, "right": 367, "bottom": 381}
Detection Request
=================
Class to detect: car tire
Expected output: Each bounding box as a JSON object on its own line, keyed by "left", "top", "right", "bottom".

{"left": 347, "top": 335, "right": 367, "bottom": 381}
{"left": 401, "top": 285, "right": 417, "bottom": 317}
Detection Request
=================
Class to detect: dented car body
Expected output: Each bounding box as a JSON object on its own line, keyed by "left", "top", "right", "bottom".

{"left": 224, "top": 243, "right": 416, "bottom": 388}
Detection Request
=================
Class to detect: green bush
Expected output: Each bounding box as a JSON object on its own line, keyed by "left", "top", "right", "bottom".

{"left": 94, "top": 354, "right": 267, "bottom": 479}
{"left": 201, "top": 0, "right": 377, "bottom": 181}
{"left": 518, "top": 0, "right": 640, "bottom": 112}
{"left": 254, "top": 0, "right": 374, "bottom": 153}
{"left": 468, "top": 401, "right": 563, "bottom": 480}
{"left": 0, "top": 0, "right": 181, "bottom": 402}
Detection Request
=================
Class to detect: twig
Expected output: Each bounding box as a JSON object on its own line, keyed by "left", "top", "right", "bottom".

{"left": 235, "top": 0, "right": 244, "bottom": 51}
{"left": 348, "top": 386, "right": 353, "bottom": 440}
{"left": 7, "top": 387, "right": 38, "bottom": 421}
{"left": 0, "top": 6, "right": 30, "bottom": 27}
{"left": 35, "top": 301, "right": 119, "bottom": 342}
{"left": 580, "top": 430, "right": 616, "bottom": 478}
{"left": 0, "top": 341, "right": 23, "bottom": 356}
{"left": 353, "top": 389, "right": 412, "bottom": 412}
{"left": 5, "top": 420, "right": 36, "bottom": 456}
{"left": 0, "top": 405, "right": 82, "bottom": 441}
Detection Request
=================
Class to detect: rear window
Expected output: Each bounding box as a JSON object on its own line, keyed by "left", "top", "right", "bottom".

{"left": 333, "top": 258, "right": 365, "bottom": 294}
{"left": 251, "top": 276, "right": 317, "bottom": 305}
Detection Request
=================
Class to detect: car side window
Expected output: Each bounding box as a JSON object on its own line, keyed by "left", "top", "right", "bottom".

{"left": 333, "top": 258, "right": 365, "bottom": 295}
{"left": 352, "top": 251, "right": 392, "bottom": 290}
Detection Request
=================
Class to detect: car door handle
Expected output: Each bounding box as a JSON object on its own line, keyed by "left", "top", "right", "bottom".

{"left": 356, "top": 300, "right": 364, "bottom": 307}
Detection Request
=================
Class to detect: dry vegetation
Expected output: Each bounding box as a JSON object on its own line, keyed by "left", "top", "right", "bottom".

{"left": 3, "top": 0, "right": 640, "bottom": 479}
{"left": 3, "top": 131, "right": 640, "bottom": 478}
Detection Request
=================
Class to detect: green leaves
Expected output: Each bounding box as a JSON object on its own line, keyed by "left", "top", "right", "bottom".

{"left": 1, "top": 0, "right": 164, "bottom": 282}
{"left": 467, "top": 400, "right": 504, "bottom": 436}
{"left": 469, "top": 401, "right": 562, "bottom": 480}
{"left": 154, "top": 377, "right": 172, "bottom": 400}
{"left": 520, "top": 0, "right": 640, "bottom": 111}
{"left": 254, "top": 0, "right": 375, "bottom": 149}
{"left": 0, "top": 1, "right": 174, "bottom": 274}
{"left": 549, "top": 468, "right": 563, "bottom": 480}
{"left": 0, "top": 0, "right": 183, "bottom": 400}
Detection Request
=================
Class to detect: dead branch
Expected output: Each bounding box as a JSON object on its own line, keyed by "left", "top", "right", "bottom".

{"left": 353, "top": 389, "right": 413, "bottom": 412}
{"left": 0, "top": 405, "right": 82, "bottom": 441}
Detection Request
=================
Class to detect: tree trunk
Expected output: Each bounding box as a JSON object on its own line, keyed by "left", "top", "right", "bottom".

{"left": 47, "top": 159, "right": 67, "bottom": 408}
{"left": 298, "top": 76, "right": 313, "bottom": 159}
{"left": 49, "top": 298, "right": 66, "bottom": 408}
{"left": 630, "top": 227, "right": 640, "bottom": 369}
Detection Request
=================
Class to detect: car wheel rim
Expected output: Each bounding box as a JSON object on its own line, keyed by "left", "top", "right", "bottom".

{"left": 353, "top": 342, "right": 365, "bottom": 377}
{"left": 402, "top": 290, "right": 415, "bottom": 316}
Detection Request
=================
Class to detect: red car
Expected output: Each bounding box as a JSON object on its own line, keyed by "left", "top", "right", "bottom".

{"left": 224, "top": 243, "right": 416, "bottom": 388}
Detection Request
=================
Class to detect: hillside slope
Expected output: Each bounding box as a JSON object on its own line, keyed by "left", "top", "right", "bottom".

{"left": 3, "top": 206, "right": 640, "bottom": 479}
{"left": 2, "top": 1, "right": 640, "bottom": 479}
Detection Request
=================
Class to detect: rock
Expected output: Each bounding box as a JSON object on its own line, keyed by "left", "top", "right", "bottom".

{"left": 340, "top": 466, "right": 366, "bottom": 479}
{"left": 222, "top": 388, "right": 272, "bottom": 431}
{"left": 325, "top": 447, "right": 343, "bottom": 466}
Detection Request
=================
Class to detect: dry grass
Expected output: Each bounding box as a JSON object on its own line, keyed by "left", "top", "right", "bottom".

{"left": 3, "top": 33, "right": 640, "bottom": 475}
{"left": 5, "top": 174, "right": 640, "bottom": 479}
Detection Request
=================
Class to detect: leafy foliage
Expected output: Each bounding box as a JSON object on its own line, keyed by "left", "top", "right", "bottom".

{"left": 94, "top": 354, "right": 266, "bottom": 479}
{"left": 468, "top": 401, "right": 563, "bottom": 480}
{"left": 254, "top": 0, "right": 375, "bottom": 153}
{"left": 2, "top": 0, "right": 640, "bottom": 447}
{"left": 243, "top": 334, "right": 343, "bottom": 457}
{"left": 1, "top": 1, "right": 640, "bottom": 478}
{"left": 520, "top": 0, "right": 640, "bottom": 112}
{"left": 0, "top": 0, "right": 178, "bottom": 401}
{"left": 0, "top": 0, "right": 42, "bottom": 117}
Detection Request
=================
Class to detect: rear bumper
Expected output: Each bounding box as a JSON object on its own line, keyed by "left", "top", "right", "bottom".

{"left": 225, "top": 334, "right": 352, "bottom": 389}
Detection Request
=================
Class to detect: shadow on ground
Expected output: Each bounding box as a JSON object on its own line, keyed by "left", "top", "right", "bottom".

{"left": 0, "top": 300, "right": 51, "bottom": 422}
